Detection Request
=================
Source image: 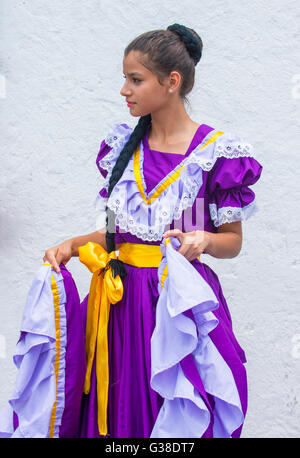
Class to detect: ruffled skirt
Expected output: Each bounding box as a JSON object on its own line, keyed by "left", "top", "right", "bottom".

{"left": 78, "top": 259, "right": 247, "bottom": 438}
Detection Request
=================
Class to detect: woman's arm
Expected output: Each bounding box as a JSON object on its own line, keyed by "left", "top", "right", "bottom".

{"left": 43, "top": 228, "right": 107, "bottom": 273}
{"left": 70, "top": 228, "right": 107, "bottom": 256}
{"left": 162, "top": 221, "right": 242, "bottom": 261}
{"left": 204, "top": 221, "right": 242, "bottom": 259}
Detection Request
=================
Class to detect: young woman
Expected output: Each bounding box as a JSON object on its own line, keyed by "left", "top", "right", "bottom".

{"left": 43, "top": 24, "right": 263, "bottom": 438}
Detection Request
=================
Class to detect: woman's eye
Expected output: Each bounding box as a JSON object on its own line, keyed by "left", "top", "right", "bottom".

{"left": 122, "top": 75, "right": 141, "bottom": 84}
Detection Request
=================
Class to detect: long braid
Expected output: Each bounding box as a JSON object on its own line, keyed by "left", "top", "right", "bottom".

{"left": 104, "top": 114, "right": 152, "bottom": 279}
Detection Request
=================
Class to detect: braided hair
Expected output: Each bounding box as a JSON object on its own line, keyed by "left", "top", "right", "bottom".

{"left": 167, "top": 23, "right": 202, "bottom": 66}
{"left": 105, "top": 24, "right": 203, "bottom": 280}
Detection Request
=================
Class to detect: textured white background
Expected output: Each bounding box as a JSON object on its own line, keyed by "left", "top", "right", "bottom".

{"left": 0, "top": 0, "right": 300, "bottom": 438}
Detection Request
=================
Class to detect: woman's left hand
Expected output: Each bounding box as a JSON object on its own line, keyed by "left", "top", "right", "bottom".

{"left": 162, "top": 229, "right": 211, "bottom": 262}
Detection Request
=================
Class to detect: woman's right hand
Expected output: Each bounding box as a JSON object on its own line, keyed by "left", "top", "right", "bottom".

{"left": 43, "top": 239, "right": 74, "bottom": 274}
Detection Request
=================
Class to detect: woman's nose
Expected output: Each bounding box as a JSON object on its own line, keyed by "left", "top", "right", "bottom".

{"left": 120, "top": 81, "right": 131, "bottom": 97}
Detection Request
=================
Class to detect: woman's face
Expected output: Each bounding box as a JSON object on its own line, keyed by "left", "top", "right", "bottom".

{"left": 120, "top": 50, "right": 172, "bottom": 117}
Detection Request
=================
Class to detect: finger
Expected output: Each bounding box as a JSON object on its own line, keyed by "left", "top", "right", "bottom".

{"left": 54, "top": 255, "right": 63, "bottom": 273}
{"left": 43, "top": 255, "right": 52, "bottom": 264}
{"left": 162, "top": 229, "right": 182, "bottom": 238}
{"left": 56, "top": 253, "right": 68, "bottom": 272}
{"left": 177, "top": 244, "right": 189, "bottom": 258}
{"left": 177, "top": 239, "right": 197, "bottom": 259}
{"left": 179, "top": 249, "right": 196, "bottom": 262}
{"left": 47, "top": 254, "right": 61, "bottom": 273}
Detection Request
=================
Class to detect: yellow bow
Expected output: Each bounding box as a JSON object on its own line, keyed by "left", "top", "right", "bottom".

{"left": 78, "top": 242, "right": 123, "bottom": 436}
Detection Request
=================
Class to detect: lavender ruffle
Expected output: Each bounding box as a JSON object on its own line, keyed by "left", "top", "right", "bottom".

{"left": 0, "top": 265, "right": 85, "bottom": 438}
{"left": 0, "top": 266, "right": 66, "bottom": 437}
{"left": 150, "top": 237, "right": 244, "bottom": 437}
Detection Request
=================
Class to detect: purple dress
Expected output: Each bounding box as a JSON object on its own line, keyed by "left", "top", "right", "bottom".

{"left": 79, "top": 122, "right": 263, "bottom": 438}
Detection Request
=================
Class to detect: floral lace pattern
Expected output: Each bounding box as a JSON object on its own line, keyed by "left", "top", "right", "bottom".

{"left": 209, "top": 201, "right": 258, "bottom": 227}
{"left": 214, "top": 132, "right": 254, "bottom": 158}
{"left": 96, "top": 124, "right": 259, "bottom": 240}
{"left": 182, "top": 132, "right": 255, "bottom": 172}
{"left": 108, "top": 184, "right": 202, "bottom": 242}
{"left": 96, "top": 123, "right": 133, "bottom": 191}
{"left": 106, "top": 135, "right": 208, "bottom": 241}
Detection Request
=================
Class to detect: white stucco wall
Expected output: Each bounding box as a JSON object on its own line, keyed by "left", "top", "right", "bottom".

{"left": 0, "top": 0, "right": 299, "bottom": 438}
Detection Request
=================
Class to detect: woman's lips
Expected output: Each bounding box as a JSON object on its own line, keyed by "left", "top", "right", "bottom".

{"left": 127, "top": 101, "right": 135, "bottom": 107}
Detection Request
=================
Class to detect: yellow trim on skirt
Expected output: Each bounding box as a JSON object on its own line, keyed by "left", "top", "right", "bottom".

{"left": 78, "top": 240, "right": 201, "bottom": 436}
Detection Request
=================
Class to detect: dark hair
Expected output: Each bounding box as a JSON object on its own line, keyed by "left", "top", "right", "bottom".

{"left": 104, "top": 24, "right": 203, "bottom": 279}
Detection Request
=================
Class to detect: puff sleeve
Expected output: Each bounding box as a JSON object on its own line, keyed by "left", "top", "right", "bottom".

{"left": 94, "top": 123, "right": 133, "bottom": 229}
{"left": 207, "top": 135, "right": 263, "bottom": 227}
{"left": 96, "top": 139, "right": 112, "bottom": 198}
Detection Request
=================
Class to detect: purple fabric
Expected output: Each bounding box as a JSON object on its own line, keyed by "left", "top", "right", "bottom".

{"left": 79, "top": 264, "right": 164, "bottom": 438}
{"left": 0, "top": 263, "right": 86, "bottom": 438}
{"left": 2, "top": 114, "right": 262, "bottom": 437}
{"left": 142, "top": 124, "right": 214, "bottom": 195}
{"left": 96, "top": 123, "right": 217, "bottom": 243}
{"left": 58, "top": 264, "right": 86, "bottom": 438}
{"left": 78, "top": 259, "right": 246, "bottom": 438}
{"left": 180, "top": 354, "right": 215, "bottom": 437}
{"left": 95, "top": 123, "right": 263, "bottom": 243}
{"left": 79, "top": 121, "right": 263, "bottom": 437}
{"left": 96, "top": 123, "right": 131, "bottom": 200}
{"left": 207, "top": 155, "right": 262, "bottom": 212}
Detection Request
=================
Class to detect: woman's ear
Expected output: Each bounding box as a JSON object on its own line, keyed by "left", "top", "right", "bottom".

{"left": 168, "top": 70, "right": 182, "bottom": 92}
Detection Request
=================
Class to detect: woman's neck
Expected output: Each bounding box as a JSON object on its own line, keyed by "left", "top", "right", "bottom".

{"left": 149, "top": 102, "right": 199, "bottom": 145}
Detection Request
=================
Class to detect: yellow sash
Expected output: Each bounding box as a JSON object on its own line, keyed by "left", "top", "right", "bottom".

{"left": 78, "top": 240, "right": 200, "bottom": 436}
{"left": 78, "top": 241, "right": 163, "bottom": 436}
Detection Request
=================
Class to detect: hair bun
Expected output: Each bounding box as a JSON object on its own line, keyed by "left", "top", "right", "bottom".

{"left": 167, "top": 23, "right": 202, "bottom": 66}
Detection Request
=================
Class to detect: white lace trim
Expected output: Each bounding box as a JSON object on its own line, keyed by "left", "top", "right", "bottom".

{"left": 97, "top": 123, "right": 133, "bottom": 191}
{"left": 96, "top": 124, "right": 258, "bottom": 240}
{"left": 107, "top": 187, "right": 200, "bottom": 242}
{"left": 214, "top": 133, "right": 254, "bottom": 158}
{"left": 106, "top": 130, "right": 209, "bottom": 241}
{"left": 182, "top": 132, "right": 255, "bottom": 172}
{"left": 98, "top": 126, "right": 255, "bottom": 181}
{"left": 209, "top": 200, "right": 258, "bottom": 227}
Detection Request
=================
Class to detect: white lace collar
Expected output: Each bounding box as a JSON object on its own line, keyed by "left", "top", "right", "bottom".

{"left": 95, "top": 123, "right": 255, "bottom": 241}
